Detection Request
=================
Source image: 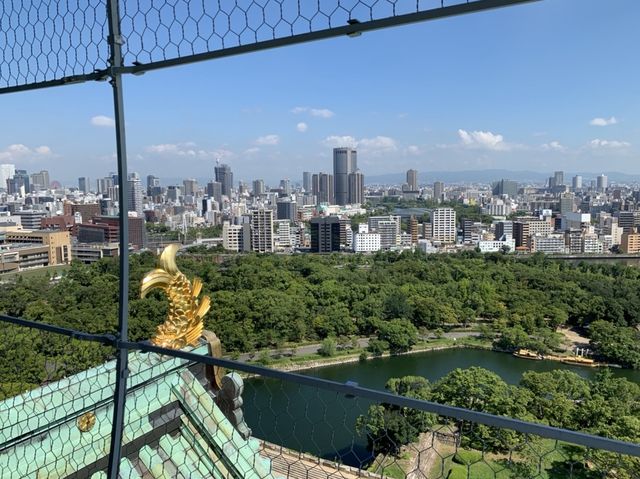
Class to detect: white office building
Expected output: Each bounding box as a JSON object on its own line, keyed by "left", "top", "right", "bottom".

{"left": 531, "top": 234, "right": 566, "bottom": 254}
{"left": 477, "top": 238, "right": 516, "bottom": 253}
{"left": 431, "top": 208, "right": 457, "bottom": 243}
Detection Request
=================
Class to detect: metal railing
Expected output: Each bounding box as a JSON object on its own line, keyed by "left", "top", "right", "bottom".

{"left": 5, "top": 1, "right": 636, "bottom": 478}
{"left": 1, "top": 313, "right": 639, "bottom": 478}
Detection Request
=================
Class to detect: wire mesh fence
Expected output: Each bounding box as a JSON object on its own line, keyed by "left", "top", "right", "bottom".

{"left": 1, "top": 0, "right": 538, "bottom": 91}
{"left": 1, "top": 319, "right": 638, "bottom": 478}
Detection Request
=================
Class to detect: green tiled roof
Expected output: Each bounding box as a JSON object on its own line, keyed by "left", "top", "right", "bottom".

{"left": 0, "top": 345, "right": 278, "bottom": 479}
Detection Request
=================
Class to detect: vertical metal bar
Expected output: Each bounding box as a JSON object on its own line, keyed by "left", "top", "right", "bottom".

{"left": 105, "top": 0, "right": 130, "bottom": 477}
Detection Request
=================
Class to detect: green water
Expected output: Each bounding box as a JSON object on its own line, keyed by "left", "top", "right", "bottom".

{"left": 243, "top": 348, "right": 640, "bottom": 467}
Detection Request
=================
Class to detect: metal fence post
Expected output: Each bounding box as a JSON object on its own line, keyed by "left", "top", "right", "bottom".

{"left": 105, "top": 0, "right": 130, "bottom": 476}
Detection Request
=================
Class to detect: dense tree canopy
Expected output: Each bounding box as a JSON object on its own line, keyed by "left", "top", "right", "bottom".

{"left": 1, "top": 250, "right": 640, "bottom": 399}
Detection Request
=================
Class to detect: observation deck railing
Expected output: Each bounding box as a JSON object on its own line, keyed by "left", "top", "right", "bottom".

{"left": 1, "top": 314, "right": 639, "bottom": 479}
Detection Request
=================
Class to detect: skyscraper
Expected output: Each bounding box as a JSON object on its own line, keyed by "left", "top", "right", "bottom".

{"left": 214, "top": 162, "right": 233, "bottom": 197}
{"left": 302, "top": 172, "right": 312, "bottom": 192}
{"left": 333, "top": 147, "right": 357, "bottom": 205}
{"left": 97, "top": 177, "right": 114, "bottom": 196}
{"left": 206, "top": 181, "right": 222, "bottom": 204}
{"left": 30, "top": 170, "right": 50, "bottom": 190}
{"left": 252, "top": 179, "right": 265, "bottom": 197}
{"left": 347, "top": 170, "right": 365, "bottom": 205}
{"left": 78, "top": 177, "right": 90, "bottom": 194}
{"left": 0, "top": 164, "right": 16, "bottom": 191}
{"left": 183, "top": 178, "right": 197, "bottom": 196}
{"left": 406, "top": 169, "right": 418, "bottom": 191}
{"left": 572, "top": 175, "right": 583, "bottom": 190}
{"left": 250, "top": 208, "right": 274, "bottom": 253}
{"left": 128, "top": 172, "right": 144, "bottom": 216}
{"left": 147, "top": 175, "right": 160, "bottom": 195}
{"left": 7, "top": 170, "right": 29, "bottom": 195}
{"left": 280, "top": 178, "right": 291, "bottom": 195}
{"left": 317, "top": 172, "right": 334, "bottom": 204}
{"left": 433, "top": 181, "right": 444, "bottom": 203}
{"left": 597, "top": 174, "right": 608, "bottom": 192}
{"left": 492, "top": 179, "right": 518, "bottom": 198}
{"left": 554, "top": 171, "right": 565, "bottom": 187}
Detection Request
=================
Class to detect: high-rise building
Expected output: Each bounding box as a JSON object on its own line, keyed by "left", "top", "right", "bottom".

{"left": 572, "top": 175, "right": 583, "bottom": 190}
{"left": 433, "top": 181, "right": 444, "bottom": 203}
{"left": 333, "top": 147, "right": 357, "bottom": 205}
{"left": 431, "top": 208, "right": 456, "bottom": 243}
{"left": 97, "top": 177, "right": 114, "bottom": 196}
{"left": 302, "top": 172, "right": 312, "bottom": 192}
{"left": 7, "top": 169, "right": 29, "bottom": 195}
{"left": 559, "top": 193, "right": 575, "bottom": 214}
{"left": 406, "top": 169, "right": 418, "bottom": 191}
{"left": 492, "top": 179, "right": 518, "bottom": 198}
{"left": 128, "top": 172, "right": 144, "bottom": 216}
{"left": 597, "top": 174, "right": 608, "bottom": 192}
{"left": 409, "top": 216, "right": 418, "bottom": 245}
{"left": 279, "top": 179, "right": 291, "bottom": 195}
{"left": 183, "top": 179, "right": 197, "bottom": 197}
{"left": 554, "top": 171, "right": 564, "bottom": 187}
{"left": 252, "top": 179, "right": 265, "bottom": 197}
{"left": 276, "top": 199, "right": 297, "bottom": 222}
{"left": 0, "top": 164, "right": 16, "bottom": 191}
{"left": 214, "top": 162, "right": 233, "bottom": 197}
{"left": 78, "top": 177, "right": 90, "bottom": 194}
{"left": 316, "top": 173, "right": 334, "bottom": 204}
{"left": 310, "top": 216, "right": 341, "bottom": 253}
{"left": 30, "top": 170, "right": 50, "bottom": 191}
{"left": 147, "top": 175, "right": 160, "bottom": 195}
{"left": 250, "top": 208, "right": 274, "bottom": 253}
{"left": 206, "top": 181, "right": 222, "bottom": 204}
{"left": 347, "top": 170, "right": 364, "bottom": 205}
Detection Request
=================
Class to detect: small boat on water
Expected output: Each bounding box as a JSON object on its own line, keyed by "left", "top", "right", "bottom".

{"left": 513, "top": 349, "right": 543, "bottom": 360}
{"left": 561, "top": 356, "right": 597, "bottom": 367}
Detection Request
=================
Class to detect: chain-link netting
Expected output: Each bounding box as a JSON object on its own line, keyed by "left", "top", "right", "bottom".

{"left": 0, "top": 0, "right": 109, "bottom": 90}
{"left": 1, "top": 324, "right": 639, "bottom": 478}
{"left": 1, "top": 0, "right": 526, "bottom": 90}
{"left": 0, "top": 326, "right": 116, "bottom": 478}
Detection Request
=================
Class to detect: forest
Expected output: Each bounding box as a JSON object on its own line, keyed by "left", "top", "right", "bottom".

{"left": 1, "top": 250, "right": 640, "bottom": 399}
{"left": 358, "top": 367, "right": 640, "bottom": 477}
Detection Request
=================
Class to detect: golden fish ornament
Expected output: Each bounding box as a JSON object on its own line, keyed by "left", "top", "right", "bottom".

{"left": 140, "top": 244, "right": 211, "bottom": 349}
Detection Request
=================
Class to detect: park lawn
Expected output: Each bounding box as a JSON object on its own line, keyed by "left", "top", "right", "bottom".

{"left": 434, "top": 440, "right": 592, "bottom": 479}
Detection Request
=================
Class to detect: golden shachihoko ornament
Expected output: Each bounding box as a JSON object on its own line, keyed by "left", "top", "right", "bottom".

{"left": 140, "top": 244, "right": 211, "bottom": 349}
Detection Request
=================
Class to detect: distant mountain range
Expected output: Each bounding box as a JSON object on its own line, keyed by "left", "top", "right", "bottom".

{"left": 366, "top": 169, "right": 640, "bottom": 185}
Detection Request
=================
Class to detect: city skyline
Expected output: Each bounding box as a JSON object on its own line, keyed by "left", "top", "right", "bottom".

{"left": 0, "top": 0, "right": 637, "bottom": 183}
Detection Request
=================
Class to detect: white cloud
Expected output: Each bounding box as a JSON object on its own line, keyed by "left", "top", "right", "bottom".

{"left": 145, "top": 142, "right": 233, "bottom": 160}
{"left": 458, "top": 129, "right": 510, "bottom": 151}
{"left": 405, "top": 145, "right": 421, "bottom": 155}
{"left": 244, "top": 147, "right": 260, "bottom": 155}
{"left": 590, "top": 117, "right": 618, "bottom": 126}
{"left": 589, "top": 139, "right": 630, "bottom": 149}
{"left": 291, "top": 106, "right": 335, "bottom": 118}
{"left": 359, "top": 136, "right": 397, "bottom": 151}
{"left": 255, "top": 134, "right": 280, "bottom": 146}
{"left": 322, "top": 135, "right": 397, "bottom": 156}
{"left": 296, "top": 122, "right": 308, "bottom": 133}
{"left": 90, "top": 115, "right": 115, "bottom": 127}
{"left": 0, "top": 144, "right": 54, "bottom": 162}
{"left": 323, "top": 135, "right": 358, "bottom": 148}
{"left": 541, "top": 141, "right": 566, "bottom": 152}
{"left": 310, "top": 108, "right": 334, "bottom": 118}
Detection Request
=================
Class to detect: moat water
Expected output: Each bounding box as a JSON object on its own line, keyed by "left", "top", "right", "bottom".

{"left": 242, "top": 348, "right": 640, "bottom": 467}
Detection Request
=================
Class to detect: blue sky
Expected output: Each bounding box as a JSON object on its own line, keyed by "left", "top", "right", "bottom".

{"left": 0, "top": 0, "right": 638, "bottom": 186}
